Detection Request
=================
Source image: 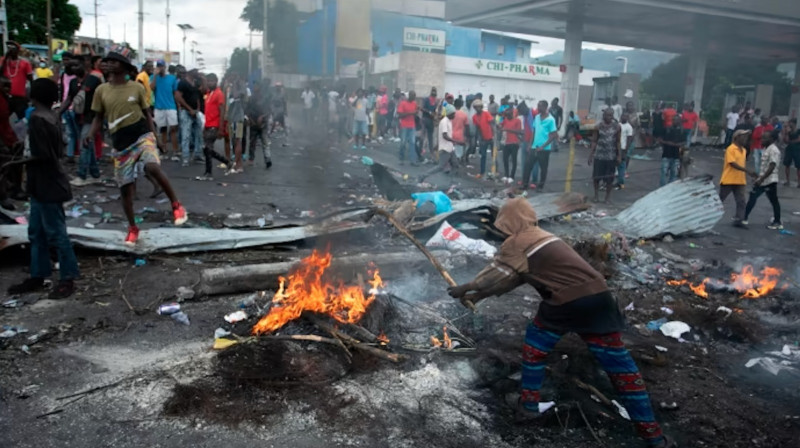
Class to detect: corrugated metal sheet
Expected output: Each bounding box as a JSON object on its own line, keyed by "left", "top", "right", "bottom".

{"left": 0, "top": 209, "right": 370, "bottom": 255}
{"left": 407, "top": 192, "right": 590, "bottom": 231}
{"left": 611, "top": 175, "right": 724, "bottom": 238}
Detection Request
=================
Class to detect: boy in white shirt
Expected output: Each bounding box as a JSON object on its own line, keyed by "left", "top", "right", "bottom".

{"left": 616, "top": 113, "right": 634, "bottom": 189}
{"left": 419, "top": 105, "right": 463, "bottom": 182}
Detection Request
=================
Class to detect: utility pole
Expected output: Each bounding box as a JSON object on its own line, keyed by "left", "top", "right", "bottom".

{"left": 261, "top": 0, "right": 270, "bottom": 78}
{"left": 94, "top": 0, "right": 100, "bottom": 43}
{"left": 137, "top": 0, "right": 144, "bottom": 65}
{"left": 166, "top": 0, "right": 170, "bottom": 52}
{"left": 46, "top": 0, "right": 53, "bottom": 61}
{"left": 248, "top": 31, "right": 253, "bottom": 77}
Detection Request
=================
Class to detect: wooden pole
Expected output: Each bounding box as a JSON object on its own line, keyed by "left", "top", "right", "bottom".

{"left": 565, "top": 136, "right": 575, "bottom": 192}
{"left": 46, "top": 0, "right": 53, "bottom": 62}
{"left": 371, "top": 208, "right": 477, "bottom": 312}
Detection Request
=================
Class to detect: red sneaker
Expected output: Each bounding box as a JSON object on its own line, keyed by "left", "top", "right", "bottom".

{"left": 172, "top": 202, "right": 188, "bottom": 226}
{"left": 125, "top": 226, "right": 140, "bottom": 246}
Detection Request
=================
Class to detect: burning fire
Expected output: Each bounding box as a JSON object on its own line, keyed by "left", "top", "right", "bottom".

{"left": 668, "top": 265, "right": 782, "bottom": 299}
{"left": 377, "top": 331, "right": 390, "bottom": 345}
{"left": 430, "top": 327, "right": 453, "bottom": 349}
{"left": 252, "top": 249, "right": 384, "bottom": 335}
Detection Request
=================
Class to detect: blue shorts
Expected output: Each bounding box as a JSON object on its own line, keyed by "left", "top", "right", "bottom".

{"left": 353, "top": 120, "right": 368, "bottom": 136}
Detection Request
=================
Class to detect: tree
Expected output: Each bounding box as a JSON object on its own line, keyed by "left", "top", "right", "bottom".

{"left": 227, "top": 47, "right": 262, "bottom": 77}
{"left": 240, "top": 0, "right": 299, "bottom": 70}
{"left": 643, "top": 55, "right": 792, "bottom": 126}
{"left": 7, "top": 0, "right": 82, "bottom": 44}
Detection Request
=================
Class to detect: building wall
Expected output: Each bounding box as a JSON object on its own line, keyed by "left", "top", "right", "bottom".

{"left": 296, "top": 0, "right": 337, "bottom": 76}
{"left": 479, "top": 33, "right": 531, "bottom": 62}
{"left": 398, "top": 51, "right": 446, "bottom": 93}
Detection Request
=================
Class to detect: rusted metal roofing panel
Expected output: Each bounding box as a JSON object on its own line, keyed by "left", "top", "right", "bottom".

{"left": 611, "top": 175, "right": 724, "bottom": 238}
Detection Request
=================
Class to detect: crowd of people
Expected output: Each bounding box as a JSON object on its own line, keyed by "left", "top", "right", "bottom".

{"left": 0, "top": 41, "right": 296, "bottom": 299}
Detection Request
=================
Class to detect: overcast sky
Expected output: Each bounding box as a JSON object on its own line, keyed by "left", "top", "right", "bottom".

{"left": 70, "top": 0, "right": 627, "bottom": 74}
{"left": 71, "top": 0, "right": 251, "bottom": 75}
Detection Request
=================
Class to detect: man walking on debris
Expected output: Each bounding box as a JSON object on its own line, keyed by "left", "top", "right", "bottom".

{"left": 86, "top": 52, "right": 187, "bottom": 245}
{"left": 448, "top": 198, "right": 675, "bottom": 448}
{"left": 197, "top": 73, "right": 231, "bottom": 181}
{"left": 418, "top": 104, "right": 462, "bottom": 183}
{"left": 743, "top": 130, "right": 782, "bottom": 230}
{"left": 589, "top": 109, "right": 621, "bottom": 203}
{"left": 720, "top": 129, "right": 755, "bottom": 229}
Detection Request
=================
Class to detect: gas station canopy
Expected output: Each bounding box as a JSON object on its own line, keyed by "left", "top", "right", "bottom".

{"left": 446, "top": 0, "right": 800, "bottom": 62}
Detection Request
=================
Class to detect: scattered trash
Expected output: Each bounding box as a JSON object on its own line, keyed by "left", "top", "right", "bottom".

{"left": 655, "top": 345, "right": 668, "bottom": 352}
{"left": 361, "top": 156, "right": 374, "bottom": 166}
{"left": 779, "top": 229, "right": 795, "bottom": 236}
{"left": 20, "top": 345, "right": 30, "bottom": 354}
{"left": 411, "top": 191, "right": 452, "bottom": 215}
{"left": 687, "top": 242, "right": 700, "bottom": 248}
{"left": 662, "top": 235, "right": 674, "bottom": 243}
{"left": 2, "top": 299, "right": 20, "bottom": 308}
{"left": 157, "top": 303, "right": 181, "bottom": 315}
{"left": 660, "top": 307, "right": 674, "bottom": 315}
{"left": 156, "top": 197, "right": 170, "bottom": 204}
{"left": 171, "top": 311, "right": 190, "bottom": 325}
{"left": 343, "top": 173, "right": 352, "bottom": 179}
{"left": 134, "top": 258, "right": 147, "bottom": 267}
{"left": 0, "top": 329, "right": 17, "bottom": 338}
{"left": 735, "top": 249, "right": 749, "bottom": 254}
{"left": 227, "top": 213, "right": 243, "bottom": 220}
{"left": 213, "top": 338, "right": 238, "bottom": 350}
{"left": 660, "top": 321, "right": 691, "bottom": 340}
{"left": 646, "top": 318, "right": 668, "bottom": 331}
{"left": 612, "top": 399, "right": 631, "bottom": 420}
{"left": 299, "top": 210, "right": 316, "bottom": 218}
{"left": 256, "top": 217, "right": 267, "bottom": 227}
{"left": 659, "top": 402, "right": 679, "bottom": 410}
{"left": 134, "top": 216, "right": 144, "bottom": 224}
{"left": 214, "top": 328, "right": 231, "bottom": 338}
{"left": 139, "top": 207, "right": 158, "bottom": 214}
{"left": 716, "top": 306, "right": 733, "bottom": 317}
{"left": 624, "top": 302, "right": 635, "bottom": 311}
{"left": 176, "top": 286, "right": 195, "bottom": 301}
{"left": 538, "top": 401, "right": 556, "bottom": 413}
{"left": 425, "top": 221, "right": 497, "bottom": 258}
{"left": 224, "top": 310, "right": 248, "bottom": 323}
{"left": 84, "top": 222, "right": 95, "bottom": 229}
{"left": 14, "top": 216, "right": 27, "bottom": 224}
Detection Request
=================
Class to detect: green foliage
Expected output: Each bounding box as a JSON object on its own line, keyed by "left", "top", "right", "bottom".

{"left": 642, "top": 55, "right": 793, "bottom": 125}
{"left": 240, "top": 0, "right": 300, "bottom": 69}
{"left": 227, "top": 47, "right": 262, "bottom": 77}
{"left": 7, "top": 0, "right": 82, "bottom": 44}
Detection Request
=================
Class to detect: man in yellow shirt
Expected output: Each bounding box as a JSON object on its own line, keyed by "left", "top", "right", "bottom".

{"left": 720, "top": 129, "right": 756, "bottom": 228}
{"left": 135, "top": 61, "right": 154, "bottom": 108}
{"left": 34, "top": 60, "right": 54, "bottom": 80}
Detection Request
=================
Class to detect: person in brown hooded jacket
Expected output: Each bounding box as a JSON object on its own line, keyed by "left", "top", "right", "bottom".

{"left": 449, "top": 197, "right": 675, "bottom": 448}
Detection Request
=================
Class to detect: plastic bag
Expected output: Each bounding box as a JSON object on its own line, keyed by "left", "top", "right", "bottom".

{"left": 411, "top": 191, "right": 452, "bottom": 215}
{"left": 425, "top": 221, "right": 496, "bottom": 258}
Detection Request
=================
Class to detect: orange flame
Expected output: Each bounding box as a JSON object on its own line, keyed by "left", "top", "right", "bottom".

{"left": 252, "top": 250, "right": 384, "bottom": 335}
{"left": 442, "top": 326, "right": 453, "bottom": 350}
{"left": 377, "top": 331, "right": 389, "bottom": 345}
{"left": 667, "top": 279, "right": 709, "bottom": 298}
{"left": 668, "top": 265, "right": 782, "bottom": 299}
{"left": 430, "top": 336, "right": 443, "bottom": 348}
{"left": 731, "top": 266, "right": 781, "bottom": 299}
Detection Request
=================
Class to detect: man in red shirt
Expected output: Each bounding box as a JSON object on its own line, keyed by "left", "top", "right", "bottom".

{"left": 451, "top": 98, "right": 469, "bottom": 162}
{"left": 750, "top": 115, "right": 774, "bottom": 175}
{"left": 0, "top": 76, "right": 23, "bottom": 207}
{"left": 662, "top": 104, "right": 677, "bottom": 130}
{"left": 472, "top": 99, "right": 494, "bottom": 177}
{"left": 0, "top": 41, "right": 33, "bottom": 118}
{"left": 681, "top": 103, "right": 699, "bottom": 148}
{"left": 396, "top": 91, "right": 419, "bottom": 165}
{"left": 199, "top": 73, "right": 231, "bottom": 180}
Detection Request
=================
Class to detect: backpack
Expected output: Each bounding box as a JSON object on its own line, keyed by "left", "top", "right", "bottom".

{"left": 72, "top": 87, "right": 87, "bottom": 114}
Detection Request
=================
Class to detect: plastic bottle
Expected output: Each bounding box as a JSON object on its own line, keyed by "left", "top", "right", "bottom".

{"left": 171, "top": 311, "right": 190, "bottom": 325}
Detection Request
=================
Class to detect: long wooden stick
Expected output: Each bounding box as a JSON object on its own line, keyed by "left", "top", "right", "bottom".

{"left": 308, "top": 316, "right": 406, "bottom": 363}
{"left": 371, "top": 208, "right": 477, "bottom": 312}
